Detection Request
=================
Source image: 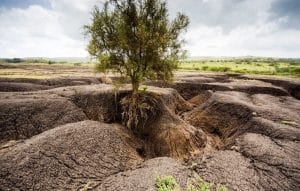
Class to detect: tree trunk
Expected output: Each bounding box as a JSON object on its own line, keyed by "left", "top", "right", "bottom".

{"left": 131, "top": 78, "right": 139, "bottom": 95}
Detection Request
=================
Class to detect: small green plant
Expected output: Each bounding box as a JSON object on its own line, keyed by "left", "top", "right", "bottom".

{"left": 155, "top": 175, "right": 229, "bottom": 191}
{"left": 202, "top": 66, "right": 208, "bottom": 71}
{"left": 217, "top": 185, "right": 228, "bottom": 191}
{"left": 156, "top": 176, "right": 180, "bottom": 191}
{"left": 74, "top": 63, "right": 82, "bottom": 67}
{"left": 48, "top": 60, "right": 54, "bottom": 65}
{"left": 139, "top": 86, "right": 148, "bottom": 93}
{"left": 187, "top": 177, "right": 211, "bottom": 191}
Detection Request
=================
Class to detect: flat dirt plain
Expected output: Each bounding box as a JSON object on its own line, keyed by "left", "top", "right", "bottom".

{"left": 0, "top": 63, "right": 300, "bottom": 190}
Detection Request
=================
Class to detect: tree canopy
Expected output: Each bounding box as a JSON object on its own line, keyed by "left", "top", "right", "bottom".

{"left": 85, "top": 0, "right": 189, "bottom": 94}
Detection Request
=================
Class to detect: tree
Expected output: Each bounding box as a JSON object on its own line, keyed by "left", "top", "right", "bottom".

{"left": 85, "top": 0, "right": 189, "bottom": 95}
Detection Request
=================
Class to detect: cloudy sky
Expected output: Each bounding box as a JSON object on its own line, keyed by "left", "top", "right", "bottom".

{"left": 0, "top": 0, "right": 299, "bottom": 58}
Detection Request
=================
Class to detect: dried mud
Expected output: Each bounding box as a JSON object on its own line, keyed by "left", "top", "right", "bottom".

{"left": 0, "top": 72, "right": 300, "bottom": 191}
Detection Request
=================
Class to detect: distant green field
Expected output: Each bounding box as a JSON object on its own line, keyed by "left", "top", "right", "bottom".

{"left": 1, "top": 57, "right": 300, "bottom": 77}
{"left": 179, "top": 58, "right": 300, "bottom": 77}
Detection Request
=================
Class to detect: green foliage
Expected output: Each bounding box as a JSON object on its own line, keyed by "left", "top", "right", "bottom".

{"left": 207, "top": 66, "right": 231, "bottom": 72}
{"left": 187, "top": 177, "right": 211, "bottom": 191}
{"left": 187, "top": 176, "right": 229, "bottom": 191}
{"left": 73, "top": 63, "right": 82, "bottom": 67}
{"left": 217, "top": 185, "right": 228, "bottom": 191}
{"left": 85, "top": 0, "right": 189, "bottom": 94}
{"left": 178, "top": 57, "right": 300, "bottom": 77}
{"left": 155, "top": 175, "right": 229, "bottom": 191}
{"left": 48, "top": 60, "right": 54, "bottom": 65}
{"left": 2, "top": 58, "right": 24, "bottom": 63}
{"left": 201, "top": 66, "right": 209, "bottom": 71}
{"left": 156, "top": 176, "right": 180, "bottom": 191}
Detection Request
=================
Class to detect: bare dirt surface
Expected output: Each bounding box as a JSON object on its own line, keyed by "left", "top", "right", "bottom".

{"left": 0, "top": 121, "right": 143, "bottom": 190}
{"left": 0, "top": 66, "right": 300, "bottom": 191}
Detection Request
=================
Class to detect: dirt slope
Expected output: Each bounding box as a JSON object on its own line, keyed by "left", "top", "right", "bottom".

{"left": 0, "top": 93, "right": 87, "bottom": 143}
{"left": 98, "top": 157, "right": 192, "bottom": 191}
{"left": 181, "top": 76, "right": 300, "bottom": 191}
{"left": 0, "top": 121, "right": 143, "bottom": 190}
{"left": 0, "top": 72, "right": 300, "bottom": 191}
{"left": 0, "top": 77, "right": 101, "bottom": 92}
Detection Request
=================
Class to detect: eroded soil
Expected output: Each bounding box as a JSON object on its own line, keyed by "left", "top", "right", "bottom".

{"left": 0, "top": 67, "right": 300, "bottom": 191}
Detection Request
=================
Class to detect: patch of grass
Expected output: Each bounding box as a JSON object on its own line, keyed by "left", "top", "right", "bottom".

{"left": 187, "top": 176, "right": 211, "bottom": 191}
{"left": 73, "top": 63, "right": 82, "bottom": 67}
{"left": 0, "top": 62, "right": 95, "bottom": 79}
{"left": 207, "top": 66, "right": 231, "bottom": 72}
{"left": 156, "top": 176, "right": 180, "bottom": 191}
{"left": 155, "top": 175, "right": 229, "bottom": 191}
{"left": 187, "top": 176, "right": 228, "bottom": 191}
{"left": 217, "top": 185, "right": 229, "bottom": 191}
{"left": 178, "top": 58, "right": 300, "bottom": 77}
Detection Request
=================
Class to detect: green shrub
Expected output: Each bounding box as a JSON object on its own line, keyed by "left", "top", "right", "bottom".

{"left": 74, "top": 63, "right": 82, "bottom": 67}
{"left": 48, "top": 60, "right": 54, "bottom": 65}
{"left": 275, "top": 66, "right": 289, "bottom": 73}
{"left": 207, "top": 66, "right": 231, "bottom": 72}
{"left": 187, "top": 177, "right": 211, "bottom": 191}
{"left": 290, "top": 67, "right": 300, "bottom": 75}
{"left": 156, "top": 176, "right": 180, "bottom": 191}
{"left": 217, "top": 185, "right": 229, "bottom": 191}
{"left": 202, "top": 66, "right": 209, "bottom": 71}
{"left": 155, "top": 175, "right": 229, "bottom": 191}
{"left": 289, "top": 62, "right": 300, "bottom": 66}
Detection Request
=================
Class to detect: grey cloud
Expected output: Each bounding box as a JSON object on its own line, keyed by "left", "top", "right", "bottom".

{"left": 270, "top": 0, "right": 300, "bottom": 29}
{"left": 168, "top": 0, "right": 274, "bottom": 32}
{"left": 1, "top": 0, "right": 300, "bottom": 58}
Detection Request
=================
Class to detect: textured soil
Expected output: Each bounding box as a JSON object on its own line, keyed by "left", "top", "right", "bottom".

{"left": 0, "top": 70, "right": 300, "bottom": 191}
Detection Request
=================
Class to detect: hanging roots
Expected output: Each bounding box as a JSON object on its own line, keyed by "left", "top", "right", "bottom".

{"left": 121, "top": 92, "right": 162, "bottom": 135}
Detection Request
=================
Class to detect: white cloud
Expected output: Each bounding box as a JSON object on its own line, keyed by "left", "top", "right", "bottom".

{"left": 184, "top": 21, "right": 300, "bottom": 58}
{"left": 179, "top": 0, "right": 300, "bottom": 58}
{"left": 0, "top": 0, "right": 100, "bottom": 58}
{"left": 0, "top": 0, "right": 300, "bottom": 58}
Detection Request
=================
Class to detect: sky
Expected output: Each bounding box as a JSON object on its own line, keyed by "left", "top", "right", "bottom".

{"left": 0, "top": 0, "right": 299, "bottom": 58}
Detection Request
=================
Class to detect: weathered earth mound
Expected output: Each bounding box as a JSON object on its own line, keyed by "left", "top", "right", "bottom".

{"left": 143, "top": 110, "right": 206, "bottom": 160}
{"left": 0, "top": 92, "right": 87, "bottom": 143}
{"left": 125, "top": 88, "right": 206, "bottom": 160}
{"left": 0, "top": 77, "right": 101, "bottom": 91}
{"left": 48, "top": 84, "right": 129, "bottom": 123}
{"left": 0, "top": 72, "right": 300, "bottom": 191}
{"left": 0, "top": 120, "right": 143, "bottom": 190}
{"left": 97, "top": 157, "right": 192, "bottom": 191}
{"left": 0, "top": 84, "right": 128, "bottom": 143}
{"left": 0, "top": 82, "right": 50, "bottom": 92}
{"left": 238, "top": 75, "right": 300, "bottom": 99}
{"left": 183, "top": 87, "right": 300, "bottom": 190}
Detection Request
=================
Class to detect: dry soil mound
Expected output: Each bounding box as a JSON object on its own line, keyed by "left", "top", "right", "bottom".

{"left": 119, "top": 87, "right": 206, "bottom": 160}
{"left": 0, "top": 82, "right": 50, "bottom": 92}
{"left": 0, "top": 84, "right": 128, "bottom": 143}
{"left": 184, "top": 91, "right": 300, "bottom": 145}
{"left": 0, "top": 92, "right": 87, "bottom": 143}
{"left": 97, "top": 157, "right": 192, "bottom": 191}
{"left": 0, "top": 120, "right": 143, "bottom": 191}
{"left": 1, "top": 73, "right": 300, "bottom": 191}
{"left": 184, "top": 89, "right": 300, "bottom": 190}
{"left": 0, "top": 77, "right": 101, "bottom": 91}
{"left": 48, "top": 84, "right": 130, "bottom": 123}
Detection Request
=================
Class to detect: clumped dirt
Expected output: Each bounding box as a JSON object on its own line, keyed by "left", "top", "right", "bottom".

{"left": 0, "top": 77, "right": 102, "bottom": 92}
{"left": 0, "top": 71, "right": 300, "bottom": 191}
{"left": 0, "top": 92, "right": 87, "bottom": 143}
{"left": 97, "top": 157, "right": 193, "bottom": 191}
{"left": 0, "top": 121, "right": 143, "bottom": 190}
